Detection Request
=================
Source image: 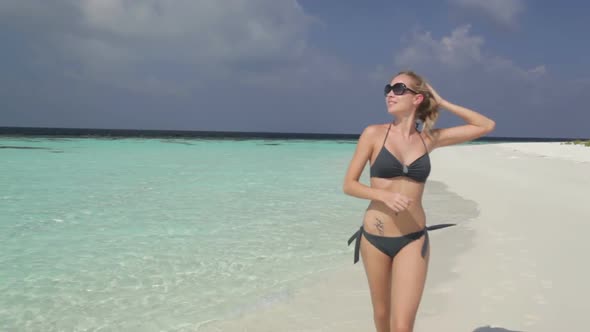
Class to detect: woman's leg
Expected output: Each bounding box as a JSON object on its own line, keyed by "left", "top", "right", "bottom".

{"left": 360, "top": 234, "right": 393, "bottom": 332}
{"left": 389, "top": 234, "right": 430, "bottom": 332}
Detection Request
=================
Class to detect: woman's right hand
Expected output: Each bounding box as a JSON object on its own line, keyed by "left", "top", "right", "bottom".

{"left": 378, "top": 190, "right": 412, "bottom": 213}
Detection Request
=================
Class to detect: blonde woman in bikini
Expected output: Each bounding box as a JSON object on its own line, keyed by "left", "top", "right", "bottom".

{"left": 343, "top": 70, "right": 495, "bottom": 332}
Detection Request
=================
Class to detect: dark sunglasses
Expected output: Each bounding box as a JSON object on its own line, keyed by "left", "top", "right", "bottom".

{"left": 384, "top": 83, "right": 418, "bottom": 96}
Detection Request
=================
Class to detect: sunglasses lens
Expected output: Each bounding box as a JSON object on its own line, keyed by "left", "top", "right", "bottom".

{"left": 392, "top": 83, "right": 406, "bottom": 95}
{"left": 384, "top": 84, "right": 392, "bottom": 96}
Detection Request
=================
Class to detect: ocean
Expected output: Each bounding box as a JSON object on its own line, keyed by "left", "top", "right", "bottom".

{"left": 1, "top": 136, "right": 374, "bottom": 331}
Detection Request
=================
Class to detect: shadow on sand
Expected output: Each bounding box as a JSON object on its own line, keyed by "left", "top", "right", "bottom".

{"left": 473, "top": 326, "right": 524, "bottom": 332}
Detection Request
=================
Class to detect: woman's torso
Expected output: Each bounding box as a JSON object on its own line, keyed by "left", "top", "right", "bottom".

{"left": 363, "top": 123, "right": 432, "bottom": 236}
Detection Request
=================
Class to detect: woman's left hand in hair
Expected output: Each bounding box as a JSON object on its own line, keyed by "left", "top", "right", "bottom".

{"left": 425, "top": 83, "right": 445, "bottom": 107}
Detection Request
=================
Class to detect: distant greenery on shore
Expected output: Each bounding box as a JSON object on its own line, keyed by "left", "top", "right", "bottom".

{"left": 562, "top": 140, "right": 590, "bottom": 147}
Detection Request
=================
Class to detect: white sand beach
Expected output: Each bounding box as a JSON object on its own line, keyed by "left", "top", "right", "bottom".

{"left": 199, "top": 142, "right": 590, "bottom": 332}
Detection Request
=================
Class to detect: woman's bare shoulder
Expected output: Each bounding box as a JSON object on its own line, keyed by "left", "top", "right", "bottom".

{"left": 360, "top": 123, "right": 388, "bottom": 140}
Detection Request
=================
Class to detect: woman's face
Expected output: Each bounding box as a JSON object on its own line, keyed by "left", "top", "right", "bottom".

{"left": 385, "top": 75, "right": 423, "bottom": 115}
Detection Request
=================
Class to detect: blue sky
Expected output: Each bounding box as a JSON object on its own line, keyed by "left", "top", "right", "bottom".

{"left": 1, "top": 0, "right": 589, "bottom": 138}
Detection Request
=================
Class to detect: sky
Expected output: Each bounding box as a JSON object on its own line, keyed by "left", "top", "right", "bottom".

{"left": 1, "top": 0, "right": 589, "bottom": 138}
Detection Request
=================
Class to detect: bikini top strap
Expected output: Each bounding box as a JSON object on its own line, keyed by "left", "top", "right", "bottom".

{"left": 381, "top": 122, "right": 392, "bottom": 148}
{"left": 417, "top": 131, "right": 429, "bottom": 155}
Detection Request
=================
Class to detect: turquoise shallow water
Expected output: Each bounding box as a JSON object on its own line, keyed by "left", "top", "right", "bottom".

{"left": 0, "top": 137, "right": 372, "bottom": 331}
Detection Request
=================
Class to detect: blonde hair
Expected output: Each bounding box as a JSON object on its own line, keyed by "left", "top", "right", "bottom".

{"left": 396, "top": 70, "right": 439, "bottom": 137}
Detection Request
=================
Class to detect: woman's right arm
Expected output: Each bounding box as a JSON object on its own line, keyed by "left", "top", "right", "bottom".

{"left": 342, "top": 125, "right": 384, "bottom": 201}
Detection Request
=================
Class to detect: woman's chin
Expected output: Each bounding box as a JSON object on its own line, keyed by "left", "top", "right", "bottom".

{"left": 386, "top": 106, "right": 398, "bottom": 115}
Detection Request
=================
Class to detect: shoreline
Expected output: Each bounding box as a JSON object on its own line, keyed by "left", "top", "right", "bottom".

{"left": 198, "top": 142, "right": 590, "bottom": 332}
{"left": 197, "top": 169, "right": 483, "bottom": 331}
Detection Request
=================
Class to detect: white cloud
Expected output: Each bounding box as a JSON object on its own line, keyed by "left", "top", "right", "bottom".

{"left": 76, "top": 0, "right": 311, "bottom": 65}
{"left": 527, "top": 65, "right": 546, "bottom": 76}
{"left": 395, "top": 25, "right": 484, "bottom": 70}
{"left": 1, "top": 0, "right": 320, "bottom": 94}
{"left": 449, "top": 0, "right": 525, "bottom": 26}
{"left": 394, "top": 25, "right": 544, "bottom": 80}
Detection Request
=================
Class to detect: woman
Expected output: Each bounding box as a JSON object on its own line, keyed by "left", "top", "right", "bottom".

{"left": 342, "top": 70, "right": 495, "bottom": 332}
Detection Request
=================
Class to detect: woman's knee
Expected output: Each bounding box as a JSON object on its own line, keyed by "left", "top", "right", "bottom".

{"left": 390, "top": 318, "right": 414, "bottom": 332}
{"left": 373, "top": 304, "right": 389, "bottom": 322}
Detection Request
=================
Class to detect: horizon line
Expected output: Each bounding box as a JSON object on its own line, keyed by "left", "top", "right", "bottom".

{"left": 0, "top": 126, "right": 587, "bottom": 141}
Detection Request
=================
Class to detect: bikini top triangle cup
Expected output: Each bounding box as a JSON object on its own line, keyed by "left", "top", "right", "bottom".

{"left": 369, "top": 123, "right": 431, "bottom": 183}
